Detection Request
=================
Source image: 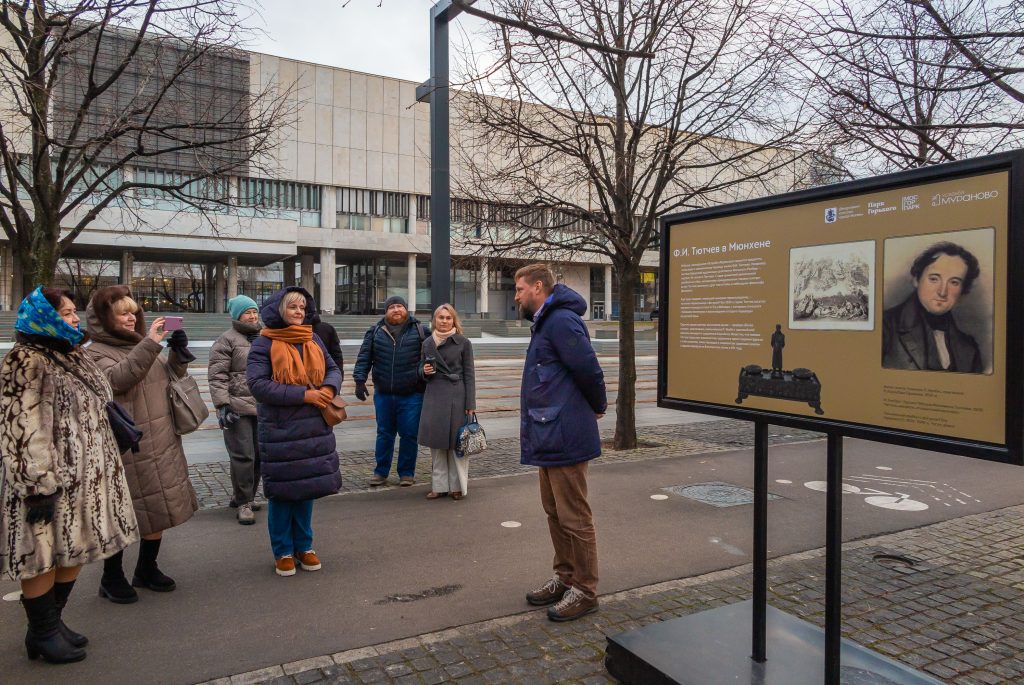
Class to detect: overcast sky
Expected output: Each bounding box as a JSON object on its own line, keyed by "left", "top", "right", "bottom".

{"left": 245, "top": 0, "right": 488, "bottom": 82}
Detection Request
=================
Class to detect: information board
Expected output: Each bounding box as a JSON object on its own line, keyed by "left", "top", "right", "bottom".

{"left": 658, "top": 153, "right": 1023, "bottom": 464}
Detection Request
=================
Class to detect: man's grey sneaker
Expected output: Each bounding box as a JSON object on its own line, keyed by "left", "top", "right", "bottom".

{"left": 237, "top": 503, "right": 255, "bottom": 525}
{"left": 369, "top": 475, "right": 388, "bottom": 486}
{"left": 547, "top": 585, "right": 598, "bottom": 622}
{"left": 526, "top": 575, "right": 569, "bottom": 606}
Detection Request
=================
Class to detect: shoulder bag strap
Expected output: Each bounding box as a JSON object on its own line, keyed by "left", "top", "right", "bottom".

{"left": 33, "top": 347, "right": 113, "bottom": 403}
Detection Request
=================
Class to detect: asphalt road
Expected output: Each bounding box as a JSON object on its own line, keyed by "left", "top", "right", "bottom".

{"left": 2, "top": 438, "right": 1023, "bottom": 684}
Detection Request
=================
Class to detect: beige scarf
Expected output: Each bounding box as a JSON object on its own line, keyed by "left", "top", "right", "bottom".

{"left": 432, "top": 328, "right": 457, "bottom": 348}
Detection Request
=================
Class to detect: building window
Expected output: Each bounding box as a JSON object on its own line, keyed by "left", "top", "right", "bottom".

{"left": 240, "top": 178, "right": 320, "bottom": 210}
{"left": 416, "top": 195, "right": 430, "bottom": 220}
{"left": 337, "top": 214, "right": 370, "bottom": 231}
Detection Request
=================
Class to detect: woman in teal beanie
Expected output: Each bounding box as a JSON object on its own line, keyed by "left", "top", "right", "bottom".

{"left": 208, "top": 295, "right": 263, "bottom": 524}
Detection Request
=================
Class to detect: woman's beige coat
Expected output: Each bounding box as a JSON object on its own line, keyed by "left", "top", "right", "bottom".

{"left": 85, "top": 300, "right": 197, "bottom": 536}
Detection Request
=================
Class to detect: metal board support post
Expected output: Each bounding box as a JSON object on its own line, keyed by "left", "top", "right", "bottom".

{"left": 751, "top": 421, "right": 768, "bottom": 663}
{"left": 428, "top": 2, "right": 452, "bottom": 311}
{"left": 825, "top": 432, "right": 844, "bottom": 684}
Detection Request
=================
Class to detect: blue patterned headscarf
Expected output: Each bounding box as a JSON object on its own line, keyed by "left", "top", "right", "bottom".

{"left": 15, "top": 286, "right": 85, "bottom": 347}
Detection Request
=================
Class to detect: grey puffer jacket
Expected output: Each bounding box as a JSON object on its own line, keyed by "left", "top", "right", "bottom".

{"left": 208, "top": 320, "right": 261, "bottom": 416}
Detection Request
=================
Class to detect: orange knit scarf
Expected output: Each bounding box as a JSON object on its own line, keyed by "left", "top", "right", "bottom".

{"left": 260, "top": 325, "right": 325, "bottom": 387}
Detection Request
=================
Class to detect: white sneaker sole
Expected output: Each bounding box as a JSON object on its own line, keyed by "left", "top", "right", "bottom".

{"left": 275, "top": 567, "right": 296, "bottom": 577}
{"left": 300, "top": 562, "right": 321, "bottom": 571}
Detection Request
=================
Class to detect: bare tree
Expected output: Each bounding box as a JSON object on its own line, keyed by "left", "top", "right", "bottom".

{"left": 796, "top": 0, "right": 1023, "bottom": 175}
{"left": 0, "top": 1, "right": 293, "bottom": 298}
{"left": 454, "top": 0, "right": 811, "bottom": 449}
{"left": 56, "top": 256, "right": 116, "bottom": 304}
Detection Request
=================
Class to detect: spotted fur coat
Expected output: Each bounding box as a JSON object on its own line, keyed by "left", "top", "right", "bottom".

{"left": 0, "top": 342, "right": 139, "bottom": 580}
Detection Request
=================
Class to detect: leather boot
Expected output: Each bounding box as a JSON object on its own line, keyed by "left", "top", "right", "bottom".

{"left": 21, "top": 588, "right": 86, "bottom": 664}
{"left": 99, "top": 551, "right": 138, "bottom": 604}
{"left": 132, "top": 538, "right": 176, "bottom": 592}
{"left": 52, "top": 580, "right": 88, "bottom": 647}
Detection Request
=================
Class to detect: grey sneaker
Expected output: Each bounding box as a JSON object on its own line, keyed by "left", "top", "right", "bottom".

{"left": 547, "top": 586, "right": 598, "bottom": 622}
{"left": 369, "top": 475, "right": 388, "bottom": 487}
{"left": 237, "top": 503, "right": 255, "bottom": 525}
{"left": 526, "top": 575, "right": 569, "bottom": 606}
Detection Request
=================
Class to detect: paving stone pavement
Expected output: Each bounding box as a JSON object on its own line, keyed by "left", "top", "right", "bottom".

{"left": 201, "top": 504, "right": 1024, "bottom": 685}
{"left": 188, "top": 420, "right": 823, "bottom": 510}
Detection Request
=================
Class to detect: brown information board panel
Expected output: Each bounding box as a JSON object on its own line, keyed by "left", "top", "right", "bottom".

{"left": 658, "top": 153, "right": 1023, "bottom": 464}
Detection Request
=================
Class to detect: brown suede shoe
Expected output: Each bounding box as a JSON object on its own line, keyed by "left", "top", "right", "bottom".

{"left": 547, "top": 586, "right": 598, "bottom": 622}
{"left": 296, "top": 550, "right": 321, "bottom": 572}
{"left": 369, "top": 475, "right": 388, "bottom": 486}
{"left": 526, "top": 575, "right": 569, "bottom": 606}
{"left": 399, "top": 477, "right": 414, "bottom": 487}
{"left": 275, "top": 556, "right": 296, "bottom": 577}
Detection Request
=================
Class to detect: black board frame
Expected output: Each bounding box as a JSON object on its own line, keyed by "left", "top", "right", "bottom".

{"left": 657, "top": 151, "right": 1024, "bottom": 466}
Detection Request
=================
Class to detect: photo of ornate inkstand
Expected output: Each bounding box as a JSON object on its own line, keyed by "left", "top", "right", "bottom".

{"left": 736, "top": 324, "right": 824, "bottom": 415}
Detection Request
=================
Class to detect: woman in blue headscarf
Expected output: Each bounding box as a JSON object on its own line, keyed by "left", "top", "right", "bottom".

{"left": 0, "top": 287, "right": 138, "bottom": 665}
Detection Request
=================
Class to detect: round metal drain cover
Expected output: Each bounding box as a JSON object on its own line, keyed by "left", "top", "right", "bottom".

{"left": 872, "top": 553, "right": 918, "bottom": 569}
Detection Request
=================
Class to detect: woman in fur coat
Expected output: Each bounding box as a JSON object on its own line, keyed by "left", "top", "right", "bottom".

{"left": 86, "top": 285, "right": 198, "bottom": 603}
{"left": 0, "top": 287, "right": 138, "bottom": 664}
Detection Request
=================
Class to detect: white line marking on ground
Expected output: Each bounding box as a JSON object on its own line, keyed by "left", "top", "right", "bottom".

{"left": 500, "top": 521, "right": 521, "bottom": 528}
{"left": 650, "top": 494, "right": 669, "bottom": 500}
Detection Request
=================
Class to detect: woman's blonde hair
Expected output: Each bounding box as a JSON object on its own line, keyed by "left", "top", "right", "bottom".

{"left": 432, "top": 303, "right": 463, "bottom": 335}
{"left": 111, "top": 295, "right": 141, "bottom": 316}
{"left": 279, "top": 290, "right": 307, "bottom": 322}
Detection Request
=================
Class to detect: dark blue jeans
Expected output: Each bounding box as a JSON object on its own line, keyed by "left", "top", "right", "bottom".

{"left": 373, "top": 391, "right": 424, "bottom": 478}
{"left": 267, "top": 498, "right": 314, "bottom": 559}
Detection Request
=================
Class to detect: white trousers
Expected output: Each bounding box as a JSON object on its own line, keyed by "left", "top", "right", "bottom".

{"left": 431, "top": 448, "right": 469, "bottom": 495}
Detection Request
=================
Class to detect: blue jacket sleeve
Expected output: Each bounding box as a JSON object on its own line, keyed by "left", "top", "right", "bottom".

{"left": 245, "top": 338, "right": 307, "bottom": 406}
{"left": 316, "top": 336, "right": 342, "bottom": 394}
{"left": 550, "top": 313, "right": 608, "bottom": 414}
{"left": 352, "top": 326, "right": 375, "bottom": 383}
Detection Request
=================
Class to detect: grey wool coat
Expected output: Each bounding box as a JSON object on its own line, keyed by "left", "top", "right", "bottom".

{"left": 208, "top": 320, "right": 260, "bottom": 416}
{"left": 0, "top": 339, "right": 139, "bottom": 580}
{"left": 417, "top": 334, "right": 476, "bottom": 450}
{"left": 85, "top": 296, "right": 198, "bottom": 537}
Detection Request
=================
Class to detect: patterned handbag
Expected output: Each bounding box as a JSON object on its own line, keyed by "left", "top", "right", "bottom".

{"left": 456, "top": 413, "right": 487, "bottom": 458}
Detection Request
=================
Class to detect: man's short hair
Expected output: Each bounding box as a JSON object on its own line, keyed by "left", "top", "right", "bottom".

{"left": 910, "top": 242, "right": 981, "bottom": 295}
{"left": 514, "top": 263, "right": 555, "bottom": 293}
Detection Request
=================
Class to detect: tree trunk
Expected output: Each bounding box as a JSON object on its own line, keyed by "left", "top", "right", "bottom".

{"left": 614, "top": 262, "right": 638, "bottom": 450}
{"left": 17, "top": 224, "right": 62, "bottom": 297}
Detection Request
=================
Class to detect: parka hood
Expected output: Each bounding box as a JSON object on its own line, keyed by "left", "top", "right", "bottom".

{"left": 534, "top": 284, "right": 587, "bottom": 323}
{"left": 260, "top": 286, "right": 317, "bottom": 329}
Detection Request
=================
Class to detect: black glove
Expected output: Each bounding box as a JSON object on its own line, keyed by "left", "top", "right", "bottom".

{"left": 168, "top": 329, "right": 189, "bottom": 349}
{"left": 355, "top": 381, "right": 368, "bottom": 402}
{"left": 25, "top": 493, "right": 58, "bottom": 525}
{"left": 217, "top": 406, "right": 240, "bottom": 429}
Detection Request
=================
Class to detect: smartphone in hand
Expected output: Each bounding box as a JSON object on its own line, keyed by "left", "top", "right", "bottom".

{"left": 163, "top": 316, "right": 184, "bottom": 331}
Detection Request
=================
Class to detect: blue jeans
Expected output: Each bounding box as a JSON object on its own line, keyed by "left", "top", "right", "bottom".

{"left": 267, "top": 498, "right": 314, "bottom": 559}
{"left": 373, "top": 392, "right": 424, "bottom": 478}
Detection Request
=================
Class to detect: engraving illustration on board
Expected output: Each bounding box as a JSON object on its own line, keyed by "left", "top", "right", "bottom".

{"left": 789, "top": 240, "right": 875, "bottom": 331}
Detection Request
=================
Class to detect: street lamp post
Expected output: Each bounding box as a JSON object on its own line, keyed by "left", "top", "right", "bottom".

{"left": 416, "top": 0, "right": 475, "bottom": 312}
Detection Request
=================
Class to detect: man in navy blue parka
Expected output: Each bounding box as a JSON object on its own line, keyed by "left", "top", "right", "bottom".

{"left": 515, "top": 264, "right": 607, "bottom": 623}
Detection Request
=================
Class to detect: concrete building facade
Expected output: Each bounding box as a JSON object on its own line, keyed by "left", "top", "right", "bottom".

{"left": 1, "top": 44, "right": 799, "bottom": 320}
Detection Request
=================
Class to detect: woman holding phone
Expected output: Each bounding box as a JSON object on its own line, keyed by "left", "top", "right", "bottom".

{"left": 418, "top": 304, "right": 476, "bottom": 501}
{"left": 86, "top": 286, "right": 198, "bottom": 603}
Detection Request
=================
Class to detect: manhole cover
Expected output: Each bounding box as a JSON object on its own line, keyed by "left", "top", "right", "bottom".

{"left": 873, "top": 553, "right": 918, "bottom": 570}
{"left": 664, "top": 482, "right": 780, "bottom": 507}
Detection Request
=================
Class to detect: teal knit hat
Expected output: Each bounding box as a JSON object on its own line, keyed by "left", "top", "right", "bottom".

{"left": 228, "top": 295, "right": 259, "bottom": 321}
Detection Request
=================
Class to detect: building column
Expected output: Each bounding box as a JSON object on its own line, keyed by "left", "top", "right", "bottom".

{"left": 227, "top": 256, "right": 238, "bottom": 301}
{"left": 407, "top": 254, "right": 417, "bottom": 313}
{"left": 283, "top": 257, "right": 296, "bottom": 287}
{"left": 604, "top": 264, "right": 613, "bottom": 321}
{"left": 300, "top": 253, "right": 315, "bottom": 293}
{"left": 119, "top": 251, "right": 134, "bottom": 286}
{"left": 320, "top": 187, "right": 336, "bottom": 229}
{"left": 478, "top": 257, "right": 489, "bottom": 317}
{"left": 214, "top": 263, "right": 226, "bottom": 313}
{"left": 319, "top": 248, "right": 336, "bottom": 313}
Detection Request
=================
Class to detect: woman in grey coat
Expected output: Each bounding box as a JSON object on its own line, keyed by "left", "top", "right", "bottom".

{"left": 419, "top": 304, "right": 476, "bottom": 500}
{"left": 208, "top": 295, "right": 263, "bottom": 525}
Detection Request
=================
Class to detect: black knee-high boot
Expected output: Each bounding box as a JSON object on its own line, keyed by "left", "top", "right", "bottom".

{"left": 52, "top": 580, "right": 88, "bottom": 647}
{"left": 132, "top": 538, "right": 176, "bottom": 592}
{"left": 21, "top": 588, "right": 86, "bottom": 664}
{"left": 99, "top": 550, "right": 138, "bottom": 604}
